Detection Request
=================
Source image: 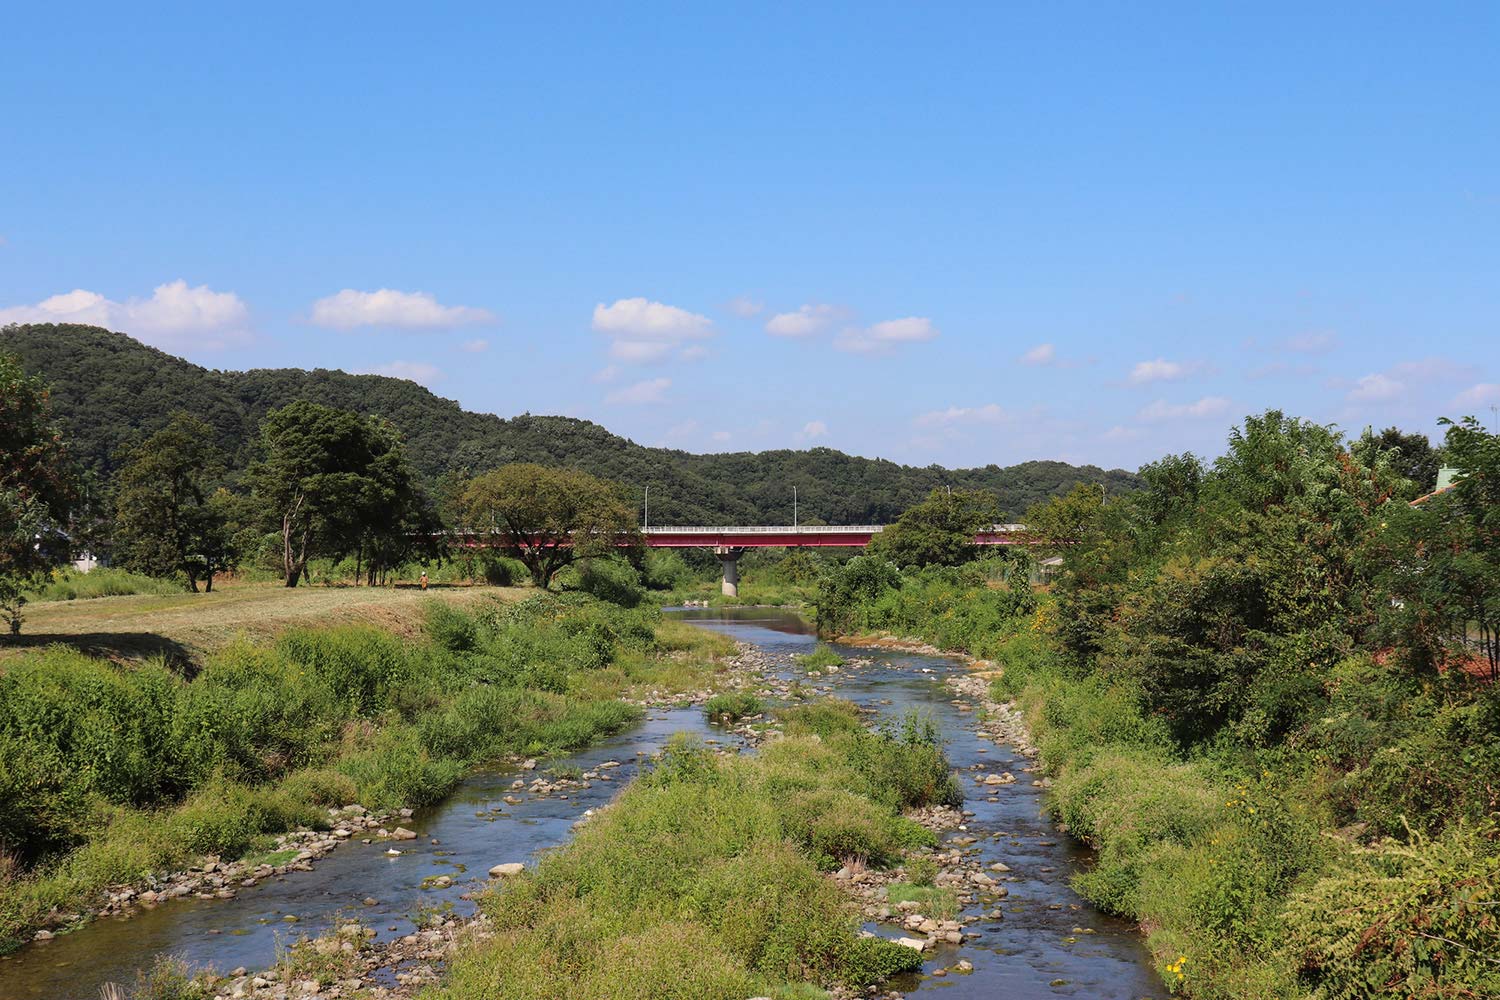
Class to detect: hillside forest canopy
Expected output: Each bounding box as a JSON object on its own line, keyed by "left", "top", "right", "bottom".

{"left": 0, "top": 323, "right": 1139, "bottom": 525}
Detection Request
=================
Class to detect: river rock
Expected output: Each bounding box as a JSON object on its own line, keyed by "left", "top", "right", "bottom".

{"left": 896, "top": 936, "right": 929, "bottom": 951}
{"left": 391, "top": 827, "right": 418, "bottom": 840}
{"left": 489, "top": 862, "right": 525, "bottom": 878}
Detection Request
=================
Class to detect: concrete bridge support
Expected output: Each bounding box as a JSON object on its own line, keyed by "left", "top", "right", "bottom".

{"left": 715, "top": 546, "right": 746, "bottom": 598}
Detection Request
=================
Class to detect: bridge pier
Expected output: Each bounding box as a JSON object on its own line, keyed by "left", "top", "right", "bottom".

{"left": 715, "top": 546, "right": 746, "bottom": 598}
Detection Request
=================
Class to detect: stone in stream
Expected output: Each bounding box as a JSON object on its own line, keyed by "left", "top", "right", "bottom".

{"left": 390, "top": 827, "right": 418, "bottom": 840}
{"left": 488, "top": 863, "right": 525, "bottom": 878}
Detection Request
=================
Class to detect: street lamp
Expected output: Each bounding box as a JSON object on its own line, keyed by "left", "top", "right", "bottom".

{"left": 793, "top": 486, "right": 798, "bottom": 528}
{"left": 644, "top": 486, "right": 649, "bottom": 531}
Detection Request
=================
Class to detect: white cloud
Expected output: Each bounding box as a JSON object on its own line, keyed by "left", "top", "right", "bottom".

{"left": 460, "top": 338, "right": 489, "bottom": 353}
{"left": 1390, "top": 357, "right": 1469, "bottom": 381}
{"left": 358, "top": 361, "right": 443, "bottom": 387}
{"left": 678, "top": 344, "right": 710, "bottom": 362}
{"left": 1280, "top": 330, "right": 1339, "bottom": 354}
{"left": 309, "top": 288, "right": 494, "bottom": 329}
{"left": 1019, "top": 343, "right": 1056, "bottom": 366}
{"left": 711, "top": 430, "right": 732, "bottom": 443}
{"left": 835, "top": 316, "right": 938, "bottom": 354}
{"left": 591, "top": 365, "right": 620, "bottom": 384}
{"left": 609, "top": 340, "right": 674, "bottom": 363}
{"left": 914, "top": 403, "right": 1008, "bottom": 428}
{"left": 0, "top": 280, "right": 250, "bottom": 349}
{"left": 800, "top": 420, "right": 829, "bottom": 440}
{"left": 726, "top": 296, "right": 764, "bottom": 318}
{"left": 592, "top": 297, "right": 712, "bottom": 364}
{"left": 605, "top": 377, "right": 671, "bottom": 404}
{"left": 1127, "top": 358, "right": 1202, "bottom": 385}
{"left": 1347, "top": 373, "right": 1404, "bottom": 402}
{"left": 765, "top": 303, "right": 843, "bottom": 338}
{"left": 592, "top": 297, "right": 711, "bottom": 338}
{"left": 1452, "top": 383, "right": 1500, "bottom": 409}
{"left": 1102, "top": 425, "right": 1142, "bottom": 442}
{"left": 1137, "top": 396, "right": 1231, "bottom": 422}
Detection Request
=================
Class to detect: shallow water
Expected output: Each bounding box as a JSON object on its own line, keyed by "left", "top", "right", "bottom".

{"left": 678, "top": 608, "right": 1166, "bottom": 1000}
{"left": 1, "top": 607, "right": 1165, "bottom": 1000}
{"left": 0, "top": 708, "right": 724, "bottom": 1000}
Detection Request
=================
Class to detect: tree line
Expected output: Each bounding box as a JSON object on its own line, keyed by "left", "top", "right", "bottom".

{"left": 0, "top": 351, "right": 648, "bottom": 632}
{"left": 0, "top": 322, "right": 1140, "bottom": 527}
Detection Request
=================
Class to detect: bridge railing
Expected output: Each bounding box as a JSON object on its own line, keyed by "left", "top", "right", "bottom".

{"left": 643, "top": 525, "right": 887, "bottom": 534}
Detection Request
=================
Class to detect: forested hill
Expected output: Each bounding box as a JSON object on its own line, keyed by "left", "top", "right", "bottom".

{"left": 2, "top": 323, "right": 1138, "bottom": 524}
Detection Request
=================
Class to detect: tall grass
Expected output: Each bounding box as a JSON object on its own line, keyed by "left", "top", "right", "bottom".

{"left": 25, "top": 567, "right": 185, "bottom": 602}
{"left": 428, "top": 702, "right": 956, "bottom": 999}
{"left": 824, "top": 572, "right": 1500, "bottom": 999}
{"left": 0, "top": 593, "right": 729, "bottom": 953}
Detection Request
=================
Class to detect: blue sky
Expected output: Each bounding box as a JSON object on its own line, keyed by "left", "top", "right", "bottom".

{"left": 3, "top": 3, "right": 1496, "bottom": 472}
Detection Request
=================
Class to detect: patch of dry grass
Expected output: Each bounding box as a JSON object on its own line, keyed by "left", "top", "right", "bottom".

{"left": 0, "top": 582, "right": 528, "bottom": 668}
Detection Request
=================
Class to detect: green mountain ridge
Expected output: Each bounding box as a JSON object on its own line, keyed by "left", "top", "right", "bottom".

{"left": 2, "top": 323, "right": 1139, "bottom": 525}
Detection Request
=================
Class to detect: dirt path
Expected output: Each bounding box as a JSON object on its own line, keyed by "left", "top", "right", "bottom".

{"left": 1, "top": 583, "right": 524, "bottom": 667}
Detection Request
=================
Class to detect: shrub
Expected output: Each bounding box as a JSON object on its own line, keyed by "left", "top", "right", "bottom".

{"left": 1279, "top": 821, "right": 1500, "bottom": 999}
{"left": 573, "top": 557, "right": 646, "bottom": 608}
{"left": 25, "top": 567, "right": 185, "bottom": 602}
{"left": 276, "top": 627, "right": 412, "bottom": 715}
{"left": 705, "top": 691, "right": 763, "bottom": 722}
{"left": 424, "top": 600, "right": 478, "bottom": 652}
{"left": 794, "top": 644, "right": 845, "bottom": 670}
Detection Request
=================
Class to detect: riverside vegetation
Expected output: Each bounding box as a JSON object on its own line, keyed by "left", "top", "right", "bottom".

{"left": 0, "top": 592, "right": 735, "bottom": 954}
{"left": 426, "top": 700, "right": 960, "bottom": 1000}
{"left": 816, "top": 411, "right": 1500, "bottom": 999}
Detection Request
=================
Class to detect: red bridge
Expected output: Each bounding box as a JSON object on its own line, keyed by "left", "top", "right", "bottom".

{"left": 645, "top": 525, "right": 1029, "bottom": 596}
{"left": 451, "top": 524, "right": 1029, "bottom": 597}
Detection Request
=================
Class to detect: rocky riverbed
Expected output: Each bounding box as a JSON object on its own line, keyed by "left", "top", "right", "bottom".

{"left": 9, "top": 611, "right": 1164, "bottom": 1000}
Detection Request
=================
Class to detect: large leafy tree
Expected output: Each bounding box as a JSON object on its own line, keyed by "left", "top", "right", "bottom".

{"left": 113, "top": 412, "right": 236, "bottom": 591}
{"left": 0, "top": 353, "right": 74, "bottom": 634}
{"left": 1353, "top": 425, "right": 1442, "bottom": 497}
{"left": 1373, "top": 416, "right": 1500, "bottom": 681}
{"left": 868, "top": 487, "right": 1003, "bottom": 568}
{"left": 249, "top": 401, "right": 431, "bottom": 587}
{"left": 460, "top": 464, "right": 639, "bottom": 588}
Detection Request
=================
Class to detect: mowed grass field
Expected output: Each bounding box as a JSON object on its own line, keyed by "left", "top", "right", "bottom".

{"left": 1, "top": 581, "right": 528, "bottom": 667}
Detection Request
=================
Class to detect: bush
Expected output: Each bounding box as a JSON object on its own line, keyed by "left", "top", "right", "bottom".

{"left": 1279, "top": 821, "right": 1500, "bottom": 999}
{"left": 794, "top": 644, "right": 845, "bottom": 670}
{"left": 25, "top": 567, "right": 185, "bottom": 602}
{"left": 424, "top": 600, "right": 478, "bottom": 652}
{"left": 642, "top": 549, "right": 692, "bottom": 590}
{"left": 276, "top": 626, "right": 412, "bottom": 715}
{"left": 573, "top": 557, "right": 646, "bottom": 608}
{"left": 705, "top": 691, "right": 763, "bottom": 721}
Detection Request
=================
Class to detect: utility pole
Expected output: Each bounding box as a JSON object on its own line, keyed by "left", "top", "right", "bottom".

{"left": 793, "top": 486, "right": 798, "bottom": 528}
{"left": 644, "top": 486, "right": 649, "bottom": 531}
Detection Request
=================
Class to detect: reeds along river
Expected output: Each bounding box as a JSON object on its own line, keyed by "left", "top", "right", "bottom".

{"left": 0, "top": 607, "right": 1165, "bottom": 1000}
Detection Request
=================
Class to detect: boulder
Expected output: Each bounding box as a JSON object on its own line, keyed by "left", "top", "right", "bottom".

{"left": 488, "top": 863, "right": 525, "bottom": 878}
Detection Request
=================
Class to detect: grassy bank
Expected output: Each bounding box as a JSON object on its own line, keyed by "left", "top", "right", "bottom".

{"left": 824, "top": 570, "right": 1500, "bottom": 998}
{"left": 425, "top": 699, "right": 959, "bottom": 1000}
{"left": 0, "top": 593, "right": 735, "bottom": 954}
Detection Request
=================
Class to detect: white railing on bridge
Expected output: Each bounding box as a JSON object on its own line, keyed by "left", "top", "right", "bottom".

{"left": 642, "top": 525, "right": 886, "bottom": 534}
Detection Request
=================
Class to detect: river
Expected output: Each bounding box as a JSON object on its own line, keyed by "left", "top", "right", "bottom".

{"left": 0, "top": 607, "right": 1164, "bottom": 1000}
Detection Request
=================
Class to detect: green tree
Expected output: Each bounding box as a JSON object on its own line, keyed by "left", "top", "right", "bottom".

{"left": 112, "top": 412, "right": 235, "bottom": 591}
{"left": 0, "top": 354, "right": 73, "bottom": 634}
{"left": 460, "top": 464, "right": 640, "bottom": 588}
{"left": 814, "top": 553, "right": 902, "bottom": 635}
{"left": 1022, "top": 481, "right": 1107, "bottom": 552}
{"left": 1373, "top": 416, "right": 1500, "bottom": 681}
{"left": 248, "top": 401, "right": 430, "bottom": 587}
{"left": 1353, "top": 425, "right": 1441, "bottom": 497}
{"left": 869, "top": 488, "right": 1003, "bottom": 568}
